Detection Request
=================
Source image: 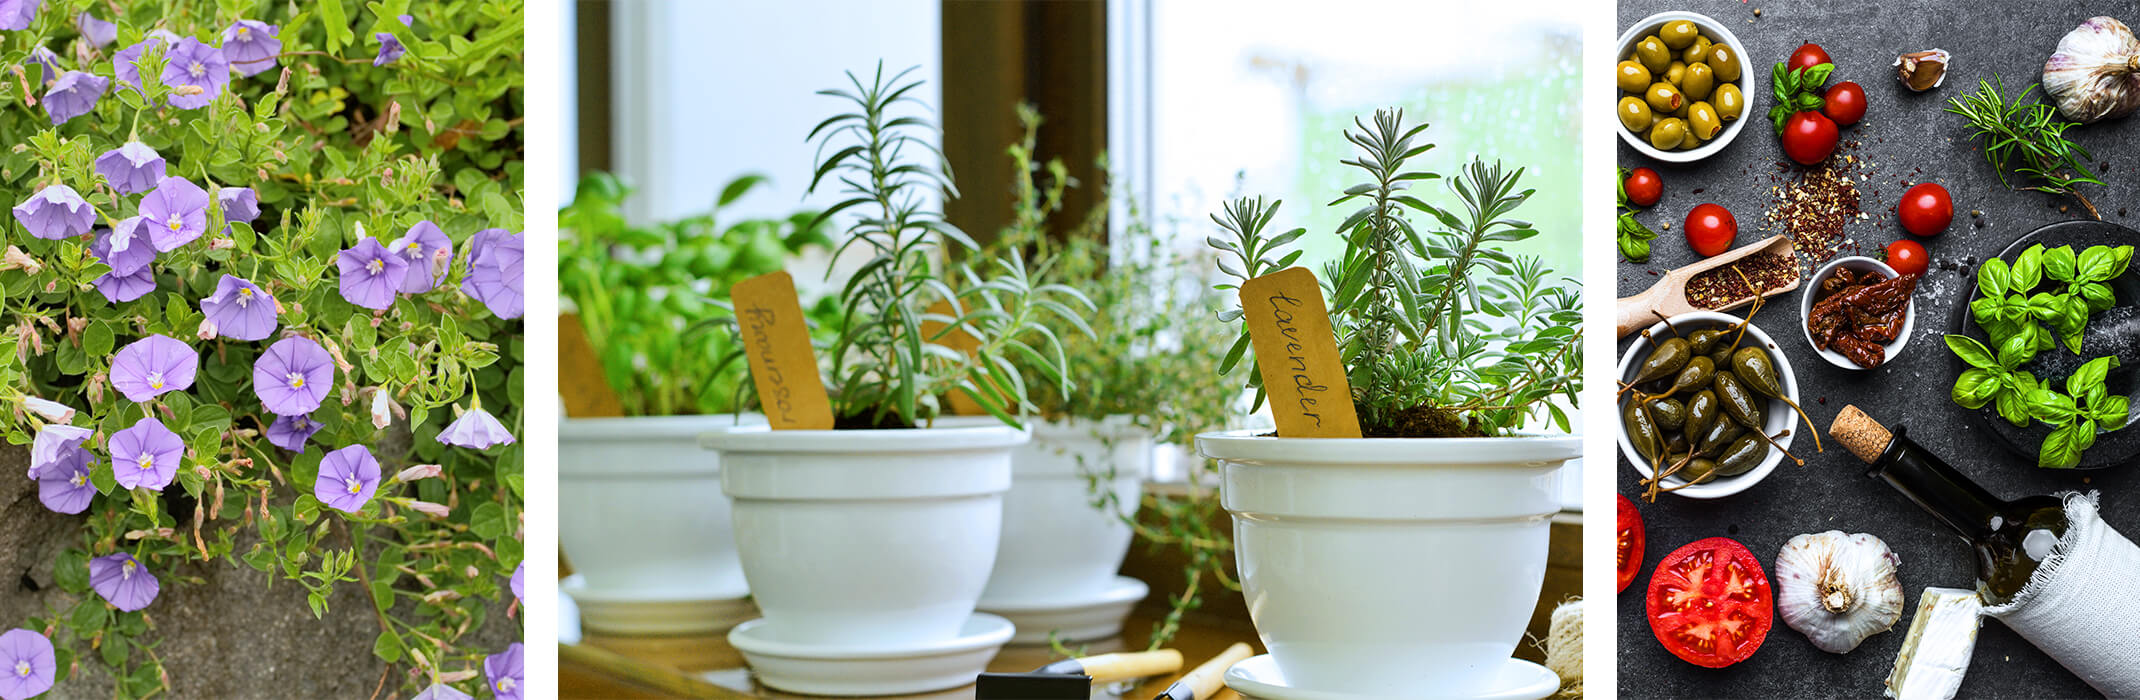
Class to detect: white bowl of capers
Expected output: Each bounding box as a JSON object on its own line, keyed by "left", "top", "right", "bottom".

{"left": 1615, "top": 11, "right": 1757, "bottom": 163}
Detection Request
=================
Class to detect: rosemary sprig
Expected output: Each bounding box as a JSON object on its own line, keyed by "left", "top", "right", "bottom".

{"left": 1946, "top": 76, "right": 2106, "bottom": 220}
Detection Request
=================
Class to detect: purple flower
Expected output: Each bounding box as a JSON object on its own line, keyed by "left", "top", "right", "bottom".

{"left": 113, "top": 31, "right": 176, "bottom": 91}
{"left": 89, "top": 553, "right": 159, "bottom": 612}
{"left": 109, "top": 417, "right": 181, "bottom": 491}
{"left": 220, "top": 20, "right": 280, "bottom": 77}
{"left": 464, "top": 229, "right": 524, "bottom": 319}
{"left": 511, "top": 562, "right": 524, "bottom": 603}
{"left": 411, "top": 685, "right": 472, "bottom": 700}
{"left": 0, "top": 628, "right": 55, "bottom": 700}
{"left": 111, "top": 334, "right": 197, "bottom": 402}
{"left": 75, "top": 13, "right": 114, "bottom": 46}
{"left": 93, "top": 266, "right": 155, "bottom": 303}
{"left": 391, "top": 221, "right": 452, "bottom": 293}
{"left": 199, "top": 274, "right": 278, "bottom": 341}
{"left": 219, "top": 187, "right": 259, "bottom": 224}
{"left": 439, "top": 405, "right": 514, "bottom": 449}
{"left": 315, "top": 445, "right": 381, "bottom": 514}
{"left": 266, "top": 414, "right": 322, "bottom": 452}
{"left": 374, "top": 33, "right": 405, "bottom": 66}
{"left": 252, "top": 336, "right": 333, "bottom": 416}
{"left": 399, "top": 14, "right": 415, "bottom": 26}
{"left": 12, "top": 185, "right": 94, "bottom": 239}
{"left": 0, "top": 0, "right": 37, "bottom": 31}
{"left": 485, "top": 644, "right": 523, "bottom": 700}
{"left": 96, "top": 142, "right": 166, "bottom": 196}
{"left": 337, "top": 237, "right": 408, "bottom": 310}
{"left": 37, "top": 447, "right": 95, "bottom": 514}
{"left": 44, "top": 69, "right": 107, "bottom": 125}
{"left": 90, "top": 217, "right": 156, "bottom": 277}
{"left": 160, "top": 38, "right": 227, "bottom": 110}
{"left": 28, "top": 423, "right": 90, "bottom": 479}
{"left": 139, "top": 175, "right": 208, "bottom": 251}
{"left": 25, "top": 46, "right": 59, "bottom": 85}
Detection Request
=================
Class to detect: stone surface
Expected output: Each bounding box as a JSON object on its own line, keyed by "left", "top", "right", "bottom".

{"left": 2, "top": 447, "right": 519, "bottom": 699}
{"left": 1616, "top": 1, "right": 2140, "bottom": 697}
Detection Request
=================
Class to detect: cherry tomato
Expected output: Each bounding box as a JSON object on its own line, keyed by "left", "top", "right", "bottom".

{"left": 1625, "top": 168, "right": 1663, "bottom": 207}
{"left": 1781, "top": 111, "right": 1839, "bottom": 165}
{"left": 1684, "top": 203, "right": 1738, "bottom": 257}
{"left": 1647, "top": 537, "right": 1773, "bottom": 668}
{"left": 1617, "top": 495, "right": 1646, "bottom": 593}
{"left": 1898, "top": 182, "right": 1953, "bottom": 237}
{"left": 1788, "top": 43, "right": 1833, "bottom": 72}
{"left": 1823, "top": 81, "right": 1867, "bottom": 126}
{"left": 1886, "top": 239, "right": 1928, "bottom": 277}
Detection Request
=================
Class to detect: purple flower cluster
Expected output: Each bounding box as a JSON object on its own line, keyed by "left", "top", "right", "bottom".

{"left": 337, "top": 223, "right": 522, "bottom": 318}
{"left": 221, "top": 19, "right": 280, "bottom": 77}
{"left": 253, "top": 336, "right": 333, "bottom": 415}
{"left": 45, "top": 70, "right": 108, "bottom": 125}
{"left": 375, "top": 33, "right": 406, "bottom": 66}
{"left": 111, "top": 335, "right": 196, "bottom": 401}
{"left": 0, "top": 0, "right": 37, "bottom": 31}
{"left": 199, "top": 274, "right": 278, "bottom": 341}
{"left": 337, "top": 237, "right": 407, "bottom": 310}
{"left": 392, "top": 221, "right": 452, "bottom": 293}
{"left": 12, "top": 185, "right": 94, "bottom": 240}
{"left": 96, "top": 142, "right": 165, "bottom": 195}
{"left": 110, "top": 417, "right": 181, "bottom": 491}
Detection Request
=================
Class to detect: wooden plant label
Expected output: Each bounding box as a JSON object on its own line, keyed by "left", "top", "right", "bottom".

{"left": 924, "top": 298, "right": 991, "bottom": 415}
{"left": 1240, "top": 267, "right": 1361, "bottom": 438}
{"left": 558, "top": 313, "right": 625, "bottom": 418}
{"left": 731, "top": 271, "right": 834, "bottom": 430}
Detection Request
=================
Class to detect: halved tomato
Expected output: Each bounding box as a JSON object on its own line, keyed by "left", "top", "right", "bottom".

{"left": 1646, "top": 537, "right": 1773, "bottom": 667}
{"left": 1616, "top": 494, "right": 1644, "bottom": 592}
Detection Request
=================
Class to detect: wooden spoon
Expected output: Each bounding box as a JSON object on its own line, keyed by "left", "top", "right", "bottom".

{"left": 1616, "top": 235, "right": 1802, "bottom": 338}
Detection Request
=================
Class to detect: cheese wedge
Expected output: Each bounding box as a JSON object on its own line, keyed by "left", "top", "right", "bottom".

{"left": 1885, "top": 587, "right": 1982, "bottom": 700}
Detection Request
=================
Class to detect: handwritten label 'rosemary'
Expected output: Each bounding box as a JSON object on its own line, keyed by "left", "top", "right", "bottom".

{"left": 1240, "top": 267, "right": 1360, "bottom": 438}
{"left": 731, "top": 271, "right": 833, "bottom": 430}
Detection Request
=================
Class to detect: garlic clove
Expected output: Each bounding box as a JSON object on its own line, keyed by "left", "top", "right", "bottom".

{"left": 2043, "top": 17, "right": 2140, "bottom": 123}
{"left": 1776, "top": 530, "right": 1906, "bottom": 654}
{"left": 1896, "top": 50, "right": 1950, "bottom": 92}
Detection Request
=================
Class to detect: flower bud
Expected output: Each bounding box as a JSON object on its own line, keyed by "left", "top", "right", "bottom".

{"left": 196, "top": 319, "right": 218, "bottom": 341}
{"left": 395, "top": 464, "right": 443, "bottom": 482}
{"left": 23, "top": 397, "right": 74, "bottom": 424}
{"left": 370, "top": 389, "right": 394, "bottom": 429}
{"left": 0, "top": 246, "right": 40, "bottom": 273}
{"left": 406, "top": 500, "right": 450, "bottom": 518}
{"left": 209, "top": 237, "right": 235, "bottom": 250}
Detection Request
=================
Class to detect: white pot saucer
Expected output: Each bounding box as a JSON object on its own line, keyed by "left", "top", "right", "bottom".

{"left": 979, "top": 575, "right": 1149, "bottom": 644}
{"left": 1224, "top": 655, "right": 1561, "bottom": 700}
{"left": 561, "top": 575, "right": 757, "bottom": 636}
{"left": 727, "top": 612, "right": 1015, "bottom": 696}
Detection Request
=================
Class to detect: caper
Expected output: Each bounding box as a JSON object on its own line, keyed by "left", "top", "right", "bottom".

{"left": 1644, "top": 82, "right": 1684, "bottom": 115}
{"left": 1618, "top": 96, "right": 1655, "bottom": 132}
{"left": 1713, "top": 83, "right": 1745, "bottom": 122}
{"left": 1707, "top": 347, "right": 1735, "bottom": 371}
{"left": 1650, "top": 397, "right": 1688, "bottom": 432}
{"left": 1633, "top": 337, "right": 1691, "bottom": 384}
{"left": 1625, "top": 400, "right": 1662, "bottom": 460}
{"left": 1664, "top": 431, "right": 1691, "bottom": 455}
{"left": 1687, "top": 329, "right": 1723, "bottom": 355}
{"left": 1688, "top": 102, "right": 1722, "bottom": 140}
{"left": 1634, "top": 35, "right": 1672, "bottom": 73}
{"left": 1683, "top": 36, "right": 1713, "bottom": 64}
{"left": 1668, "top": 356, "right": 1716, "bottom": 395}
{"left": 1730, "top": 347, "right": 1787, "bottom": 400}
{"left": 1663, "top": 61, "right": 1688, "bottom": 87}
{"left": 1682, "top": 63, "right": 1716, "bottom": 101}
{"left": 1696, "top": 409, "right": 1745, "bottom": 452}
{"left": 1718, "top": 433, "right": 1769, "bottom": 475}
{"left": 1649, "top": 118, "right": 1688, "bottom": 150}
{"left": 1680, "top": 457, "right": 1720, "bottom": 483}
{"left": 1706, "top": 44, "right": 1742, "bottom": 82}
{"left": 1616, "top": 61, "right": 1652, "bottom": 93}
{"left": 1658, "top": 20, "right": 1700, "bottom": 49}
{"left": 1685, "top": 389, "right": 1720, "bottom": 438}
{"left": 1714, "top": 371, "right": 1764, "bottom": 429}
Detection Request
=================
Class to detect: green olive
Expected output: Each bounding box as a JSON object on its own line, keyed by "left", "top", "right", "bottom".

{"left": 1633, "top": 35, "right": 1672, "bottom": 73}
{"left": 1706, "top": 44, "right": 1742, "bottom": 82}
{"left": 1650, "top": 397, "right": 1688, "bottom": 432}
{"left": 1617, "top": 97, "right": 1655, "bottom": 132}
{"left": 1683, "top": 36, "right": 1713, "bottom": 64}
{"left": 1663, "top": 61, "right": 1688, "bottom": 87}
{"left": 1616, "top": 61, "right": 1652, "bottom": 93}
{"left": 1713, "top": 83, "right": 1745, "bottom": 122}
{"left": 1649, "top": 117, "right": 1688, "bottom": 150}
{"left": 1677, "top": 126, "right": 1704, "bottom": 151}
{"left": 1688, "top": 102, "right": 1722, "bottom": 140}
{"left": 1644, "top": 82, "right": 1684, "bottom": 114}
{"left": 1659, "top": 20, "right": 1700, "bottom": 49}
{"left": 1682, "top": 63, "right": 1716, "bottom": 101}
{"left": 1633, "top": 337, "right": 1691, "bottom": 384}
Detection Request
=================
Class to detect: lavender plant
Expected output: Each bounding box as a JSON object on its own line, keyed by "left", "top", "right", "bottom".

{"left": 0, "top": 2, "right": 523, "bottom": 698}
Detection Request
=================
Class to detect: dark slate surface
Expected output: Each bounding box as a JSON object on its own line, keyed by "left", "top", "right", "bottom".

{"left": 1615, "top": 2, "right": 2140, "bottom": 697}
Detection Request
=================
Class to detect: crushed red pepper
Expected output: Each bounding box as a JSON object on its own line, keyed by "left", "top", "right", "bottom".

{"left": 1684, "top": 253, "right": 1800, "bottom": 309}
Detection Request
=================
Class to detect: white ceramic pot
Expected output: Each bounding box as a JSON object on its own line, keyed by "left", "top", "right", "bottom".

{"left": 703, "top": 423, "right": 1026, "bottom": 648}
{"left": 1197, "top": 431, "right": 1580, "bottom": 697}
{"left": 560, "top": 415, "right": 759, "bottom": 612}
{"left": 966, "top": 416, "right": 1151, "bottom": 606}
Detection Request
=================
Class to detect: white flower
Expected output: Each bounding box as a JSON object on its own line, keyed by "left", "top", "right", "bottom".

{"left": 370, "top": 389, "right": 394, "bottom": 430}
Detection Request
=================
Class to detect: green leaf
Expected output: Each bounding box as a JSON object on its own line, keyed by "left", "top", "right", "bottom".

{"left": 69, "top": 598, "right": 105, "bottom": 632}
{"left": 2040, "top": 422, "right": 2084, "bottom": 468}
{"left": 716, "top": 174, "right": 769, "bottom": 208}
{"left": 54, "top": 549, "right": 90, "bottom": 594}
{"left": 470, "top": 502, "right": 508, "bottom": 539}
{"left": 1952, "top": 368, "right": 2003, "bottom": 409}
{"left": 1945, "top": 334, "right": 1997, "bottom": 369}
{"left": 2043, "top": 245, "right": 2078, "bottom": 282}
{"left": 318, "top": 0, "right": 353, "bottom": 52}
{"left": 2012, "top": 244, "right": 2045, "bottom": 292}
{"left": 1978, "top": 257, "right": 2011, "bottom": 298}
{"left": 373, "top": 629, "right": 404, "bottom": 663}
{"left": 84, "top": 322, "right": 115, "bottom": 356}
{"left": 2069, "top": 356, "right": 2117, "bottom": 397}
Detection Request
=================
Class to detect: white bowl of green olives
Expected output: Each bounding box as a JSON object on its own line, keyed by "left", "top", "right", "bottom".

{"left": 1616, "top": 11, "right": 1755, "bottom": 162}
{"left": 1617, "top": 311, "right": 1800, "bottom": 499}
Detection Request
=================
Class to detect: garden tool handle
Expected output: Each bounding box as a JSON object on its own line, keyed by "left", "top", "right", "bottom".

{"left": 1077, "top": 649, "right": 1183, "bottom": 681}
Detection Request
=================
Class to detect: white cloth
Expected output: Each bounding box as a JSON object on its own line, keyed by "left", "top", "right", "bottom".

{"left": 1985, "top": 491, "right": 2140, "bottom": 698}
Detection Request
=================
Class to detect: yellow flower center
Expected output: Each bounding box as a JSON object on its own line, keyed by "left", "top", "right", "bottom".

{"left": 188, "top": 61, "right": 204, "bottom": 78}
{"left": 344, "top": 476, "right": 363, "bottom": 495}
{"left": 70, "top": 472, "right": 86, "bottom": 487}
{"left": 122, "top": 560, "right": 137, "bottom": 578}
{"left": 166, "top": 214, "right": 183, "bottom": 232}
{"left": 366, "top": 259, "right": 384, "bottom": 275}
{"left": 137, "top": 455, "right": 153, "bottom": 472}
{"left": 146, "top": 372, "right": 164, "bottom": 390}
{"left": 12, "top": 660, "right": 25, "bottom": 677}
{"left": 499, "top": 679, "right": 516, "bottom": 693}
{"left": 237, "top": 27, "right": 250, "bottom": 38}
{"left": 236, "top": 287, "right": 253, "bottom": 307}
{"left": 287, "top": 372, "right": 305, "bottom": 390}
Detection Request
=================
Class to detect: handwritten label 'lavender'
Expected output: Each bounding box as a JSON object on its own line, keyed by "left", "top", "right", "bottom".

{"left": 1240, "top": 267, "right": 1361, "bottom": 438}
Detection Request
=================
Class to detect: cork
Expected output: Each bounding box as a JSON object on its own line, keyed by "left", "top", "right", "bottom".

{"left": 1829, "top": 405, "right": 1892, "bottom": 464}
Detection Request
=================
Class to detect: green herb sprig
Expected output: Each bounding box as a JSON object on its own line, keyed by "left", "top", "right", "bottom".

{"left": 1767, "top": 62, "right": 1835, "bottom": 135}
{"left": 1616, "top": 167, "right": 1658, "bottom": 262}
{"left": 1946, "top": 77, "right": 2106, "bottom": 220}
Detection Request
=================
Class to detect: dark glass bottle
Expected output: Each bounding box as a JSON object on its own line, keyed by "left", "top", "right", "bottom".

{"left": 1866, "top": 426, "right": 2067, "bottom": 605}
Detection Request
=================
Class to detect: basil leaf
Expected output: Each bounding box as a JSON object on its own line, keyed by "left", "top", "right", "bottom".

{"left": 2069, "top": 356, "right": 2117, "bottom": 396}
{"left": 2040, "top": 423, "right": 2083, "bottom": 468}
{"left": 1804, "top": 63, "right": 1836, "bottom": 87}
{"left": 1978, "top": 257, "right": 2010, "bottom": 297}
{"left": 2043, "top": 244, "right": 2078, "bottom": 282}
{"left": 2027, "top": 387, "right": 2079, "bottom": 423}
{"left": 2097, "top": 395, "right": 2132, "bottom": 429}
{"left": 2079, "top": 281, "right": 2115, "bottom": 312}
{"left": 2012, "top": 244, "right": 2045, "bottom": 291}
{"left": 1952, "top": 368, "right": 2003, "bottom": 409}
{"left": 1996, "top": 331, "right": 2036, "bottom": 369}
{"left": 1997, "top": 387, "right": 2033, "bottom": 426}
{"left": 1772, "top": 62, "right": 1791, "bottom": 102}
{"left": 1945, "top": 334, "right": 1998, "bottom": 369}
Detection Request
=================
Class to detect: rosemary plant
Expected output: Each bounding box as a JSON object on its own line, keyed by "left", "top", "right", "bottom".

{"left": 719, "top": 63, "right": 1088, "bottom": 429}
{"left": 1947, "top": 76, "right": 2107, "bottom": 220}
{"left": 1210, "top": 109, "right": 1582, "bottom": 437}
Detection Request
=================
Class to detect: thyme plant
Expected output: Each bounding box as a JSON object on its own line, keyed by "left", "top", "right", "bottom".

{"left": 1210, "top": 109, "right": 1581, "bottom": 437}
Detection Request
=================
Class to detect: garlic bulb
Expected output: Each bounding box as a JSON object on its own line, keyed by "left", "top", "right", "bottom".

{"left": 2043, "top": 17, "right": 2140, "bottom": 123}
{"left": 1776, "top": 531, "right": 1905, "bottom": 654}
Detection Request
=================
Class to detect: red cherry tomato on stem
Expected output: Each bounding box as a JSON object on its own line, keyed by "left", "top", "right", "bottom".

{"left": 1625, "top": 168, "right": 1663, "bottom": 207}
{"left": 1823, "top": 81, "right": 1866, "bottom": 125}
{"left": 1617, "top": 495, "right": 1646, "bottom": 593}
{"left": 1886, "top": 240, "right": 1928, "bottom": 277}
{"left": 1647, "top": 537, "right": 1773, "bottom": 668}
{"left": 1789, "top": 43, "right": 1833, "bottom": 72}
{"left": 1781, "top": 111, "right": 1839, "bottom": 165}
{"left": 1898, "top": 183, "right": 1953, "bottom": 237}
{"left": 1684, "top": 203, "right": 1738, "bottom": 257}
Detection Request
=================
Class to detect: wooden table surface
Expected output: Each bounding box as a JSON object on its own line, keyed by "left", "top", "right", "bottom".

{"left": 561, "top": 614, "right": 1262, "bottom": 699}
